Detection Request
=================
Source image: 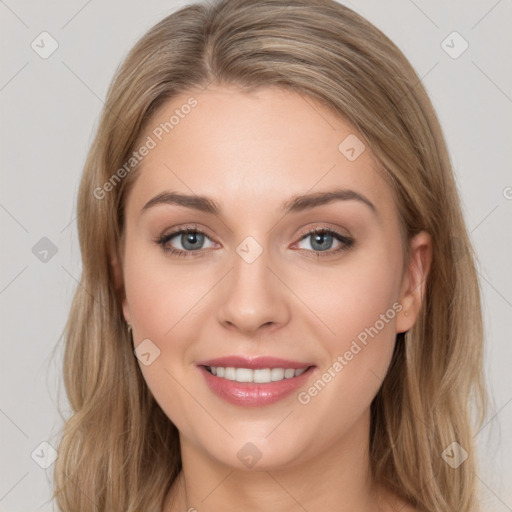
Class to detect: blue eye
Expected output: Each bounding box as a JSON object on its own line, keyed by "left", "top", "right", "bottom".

{"left": 295, "top": 228, "right": 354, "bottom": 257}
{"left": 156, "top": 227, "right": 216, "bottom": 257}
{"left": 156, "top": 226, "right": 354, "bottom": 258}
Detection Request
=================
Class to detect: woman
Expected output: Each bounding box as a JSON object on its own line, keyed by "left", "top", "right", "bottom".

{"left": 52, "top": 0, "right": 488, "bottom": 510}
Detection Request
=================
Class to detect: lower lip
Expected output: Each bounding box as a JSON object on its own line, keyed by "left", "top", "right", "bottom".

{"left": 197, "top": 365, "right": 316, "bottom": 407}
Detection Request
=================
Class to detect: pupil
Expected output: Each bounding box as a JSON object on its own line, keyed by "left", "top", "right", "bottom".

{"left": 312, "top": 232, "right": 332, "bottom": 251}
{"left": 183, "top": 232, "right": 203, "bottom": 250}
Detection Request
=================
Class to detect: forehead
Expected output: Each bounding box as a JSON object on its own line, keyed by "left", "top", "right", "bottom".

{"left": 127, "top": 85, "right": 394, "bottom": 219}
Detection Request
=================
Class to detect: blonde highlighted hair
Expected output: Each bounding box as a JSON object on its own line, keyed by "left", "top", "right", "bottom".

{"left": 52, "top": 0, "right": 488, "bottom": 510}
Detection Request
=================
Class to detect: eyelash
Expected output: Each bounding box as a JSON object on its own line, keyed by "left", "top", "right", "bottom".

{"left": 155, "top": 224, "right": 355, "bottom": 259}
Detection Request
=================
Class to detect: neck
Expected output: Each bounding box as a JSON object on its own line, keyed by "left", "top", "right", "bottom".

{"left": 162, "top": 409, "right": 401, "bottom": 512}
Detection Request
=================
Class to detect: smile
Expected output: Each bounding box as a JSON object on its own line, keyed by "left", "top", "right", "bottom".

{"left": 197, "top": 363, "right": 316, "bottom": 407}
{"left": 205, "top": 366, "right": 309, "bottom": 383}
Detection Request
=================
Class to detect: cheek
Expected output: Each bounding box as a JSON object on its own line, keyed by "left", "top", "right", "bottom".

{"left": 296, "top": 243, "right": 402, "bottom": 346}
{"left": 122, "top": 246, "right": 208, "bottom": 425}
{"left": 123, "top": 242, "right": 211, "bottom": 340}
{"left": 294, "top": 243, "right": 402, "bottom": 403}
{"left": 122, "top": 246, "right": 196, "bottom": 384}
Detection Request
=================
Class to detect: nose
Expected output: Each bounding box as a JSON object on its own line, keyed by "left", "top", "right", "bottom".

{"left": 216, "top": 242, "right": 291, "bottom": 336}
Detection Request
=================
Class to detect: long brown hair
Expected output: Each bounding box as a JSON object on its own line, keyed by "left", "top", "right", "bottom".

{"left": 51, "top": 1, "right": 488, "bottom": 510}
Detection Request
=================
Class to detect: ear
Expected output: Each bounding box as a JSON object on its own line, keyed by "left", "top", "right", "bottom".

{"left": 395, "top": 231, "right": 432, "bottom": 334}
{"left": 109, "top": 243, "right": 131, "bottom": 325}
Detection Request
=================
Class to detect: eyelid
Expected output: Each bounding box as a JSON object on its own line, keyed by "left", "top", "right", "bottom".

{"left": 158, "top": 223, "right": 212, "bottom": 239}
{"left": 155, "top": 223, "right": 218, "bottom": 255}
{"left": 290, "top": 225, "right": 354, "bottom": 256}
{"left": 155, "top": 223, "right": 354, "bottom": 258}
{"left": 294, "top": 222, "right": 352, "bottom": 241}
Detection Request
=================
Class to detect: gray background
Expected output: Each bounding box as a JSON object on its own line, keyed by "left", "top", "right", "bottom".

{"left": 1, "top": 0, "right": 511, "bottom": 510}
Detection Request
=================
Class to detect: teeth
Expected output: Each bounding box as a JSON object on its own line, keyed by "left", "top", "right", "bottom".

{"left": 207, "top": 366, "right": 308, "bottom": 383}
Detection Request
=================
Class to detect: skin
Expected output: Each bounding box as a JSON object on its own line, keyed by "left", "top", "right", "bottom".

{"left": 112, "top": 84, "right": 431, "bottom": 512}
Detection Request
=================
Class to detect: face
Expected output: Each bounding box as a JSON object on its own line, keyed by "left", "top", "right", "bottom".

{"left": 117, "top": 84, "right": 429, "bottom": 471}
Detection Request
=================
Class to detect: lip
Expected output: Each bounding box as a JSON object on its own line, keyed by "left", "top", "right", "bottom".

{"left": 195, "top": 355, "right": 314, "bottom": 370}
{"left": 196, "top": 358, "right": 317, "bottom": 407}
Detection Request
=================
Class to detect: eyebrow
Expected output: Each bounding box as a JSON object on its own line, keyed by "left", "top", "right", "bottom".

{"left": 141, "top": 187, "right": 377, "bottom": 216}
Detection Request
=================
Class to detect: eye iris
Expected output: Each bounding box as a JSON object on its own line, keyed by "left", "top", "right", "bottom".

{"left": 311, "top": 232, "right": 333, "bottom": 251}
{"left": 182, "top": 231, "right": 204, "bottom": 250}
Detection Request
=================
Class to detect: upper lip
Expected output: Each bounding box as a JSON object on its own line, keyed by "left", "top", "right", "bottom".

{"left": 196, "top": 356, "right": 315, "bottom": 370}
